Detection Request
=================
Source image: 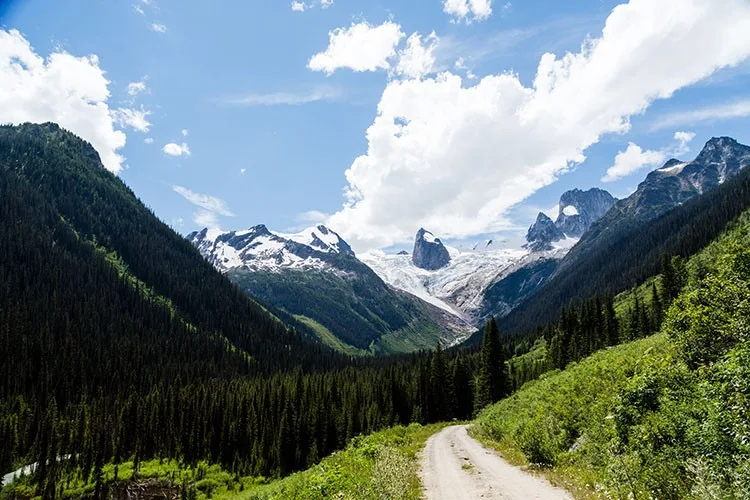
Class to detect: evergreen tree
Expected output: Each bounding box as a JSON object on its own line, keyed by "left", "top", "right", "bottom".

{"left": 650, "top": 282, "right": 663, "bottom": 330}
{"left": 474, "top": 319, "right": 508, "bottom": 413}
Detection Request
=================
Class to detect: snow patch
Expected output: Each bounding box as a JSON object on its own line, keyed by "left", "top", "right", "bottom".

{"left": 658, "top": 162, "right": 687, "bottom": 174}
{"left": 562, "top": 205, "right": 579, "bottom": 216}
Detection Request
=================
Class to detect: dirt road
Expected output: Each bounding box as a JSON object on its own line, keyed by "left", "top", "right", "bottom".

{"left": 420, "top": 425, "right": 573, "bottom": 500}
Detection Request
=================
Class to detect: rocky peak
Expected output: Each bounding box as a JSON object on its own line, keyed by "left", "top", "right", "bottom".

{"left": 556, "top": 188, "right": 617, "bottom": 237}
{"left": 695, "top": 137, "right": 749, "bottom": 165}
{"left": 524, "top": 213, "right": 565, "bottom": 252}
{"left": 412, "top": 228, "right": 451, "bottom": 270}
{"left": 525, "top": 188, "right": 616, "bottom": 252}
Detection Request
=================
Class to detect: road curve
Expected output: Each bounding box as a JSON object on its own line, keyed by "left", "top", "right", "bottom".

{"left": 420, "top": 425, "right": 573, "bottom": 500}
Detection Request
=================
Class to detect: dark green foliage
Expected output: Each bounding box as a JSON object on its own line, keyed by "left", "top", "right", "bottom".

{"left": 228, "top": 268, "right": 450, "bottom": 352}
{"left": 0, "top": 124, "right": 481, "bottom": 489}
{"left": 474, "top": 319, "right": 509, "bottom": 412}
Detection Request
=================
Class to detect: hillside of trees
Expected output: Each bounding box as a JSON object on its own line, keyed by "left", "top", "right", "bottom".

{"left": 499, "top": 161, "right": 750, "bottom": 336}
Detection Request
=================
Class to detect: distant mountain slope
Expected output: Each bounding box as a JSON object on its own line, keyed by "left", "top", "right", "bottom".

{"left": 364, "top": 189, "right": 613, "bottom": 325}
{"left": 500, "top": 136, "right": 750, "bottom": 335}
{"left": 525, "top": 188, "right": 616, "bottom": 251}
{"left": 189, "top": 225, "right": 473, "bottom": 353}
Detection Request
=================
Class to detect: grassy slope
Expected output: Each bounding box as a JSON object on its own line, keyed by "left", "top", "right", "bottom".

{"left": 472, "top": 334, "right": 670, "bottom": 497}
{"left": 472, "top": 210, "right": 750, "bottom": 498}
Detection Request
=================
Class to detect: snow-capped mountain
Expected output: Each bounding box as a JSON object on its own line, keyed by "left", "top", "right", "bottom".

{"left": 188, "top": 224, "right": 474, "bottom": 354}
{"left": 188, "top": 224, "right": 353, "bottom": 273}
{"left": 361, "top": 245, "right": 571, "bottom": 322}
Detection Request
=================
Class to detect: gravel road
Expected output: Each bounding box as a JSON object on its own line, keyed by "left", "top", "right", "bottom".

{"left": 420, "top": 425, "right": 573, "bottom": 500}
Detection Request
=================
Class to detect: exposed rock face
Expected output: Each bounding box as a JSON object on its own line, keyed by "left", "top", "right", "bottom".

{"left": 412, "top": 228, "right": 451, "bottom": 270}
{"left": 555, "top": 188, "right": 616, "bottom": 237}
{"left": 525, "top": 213, "right": 565, "bottom": 251}
{"left": 525, "top": 188, "right": 616, "bottom": 251}
{"left": 611, "top": 137, "right": 750, "bottom": 223}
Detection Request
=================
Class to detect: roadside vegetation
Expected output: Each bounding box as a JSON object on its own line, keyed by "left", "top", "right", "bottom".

{"left": 473, "top": 211, "right": 750, "bottom": 498}
{"left": 2, "top": 423, "right": 447, "bottom": 499}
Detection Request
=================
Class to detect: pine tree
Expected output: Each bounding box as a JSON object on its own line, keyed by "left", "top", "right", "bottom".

{"left": 650, "top": 282, "right": 663, "bottom": 330}
{"left": 474, "top": 319, "right": 508, "bottom": 413}
{"left": 428, "top": 344, "right": 451, "bottom": 422}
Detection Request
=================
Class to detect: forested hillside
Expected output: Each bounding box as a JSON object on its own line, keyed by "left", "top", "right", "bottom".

{"left": 0, "top": 124, "right": 484, "bottom": 497}
{"left": 474, "top": 208, "right": 750, "bottom": 497}
{"left": 500, "top": 154, "right": 750, "bottom": 336}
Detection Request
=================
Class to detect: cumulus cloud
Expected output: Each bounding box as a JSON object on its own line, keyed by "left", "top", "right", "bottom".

{"left": 291, "top": 1, "right": 306, "bottom": 11}
{"left": 602, "top": 131, "right": 696, "bottom": 182}
{"left": 144, "top": 137, "right": 154, "bottom": 144}
{"left": 150, "top": 23, "right": 167, "bottom": 33}
{"left": 308, "top": 21, "right": 404, "bottom": 75}
{"left": 327, "top": 0, "right": 750, "bottom": 251}
{"left": 162, "top": 142, "right": 191, "bottom": 157}
{"left": 112, "top": 107, "right": 151, "bottom": 133}
{"left": 602, "top": 143, "right": 666, "bottom": 182}
{"left": 395, "top": 32, "right": 439, "bottom": 79}
{"left": 0, "top": 29, "right": 127, "bottom": 173}
{"left": 443, "top": 0, "right": 494, "bottom": 23}
{"left": 651, "top": 99, "right": 750, "bottom": 130}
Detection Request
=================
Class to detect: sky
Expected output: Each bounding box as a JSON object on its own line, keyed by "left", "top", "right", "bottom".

{"left": 2, "top": 0, "right": 750, "bottom": 253}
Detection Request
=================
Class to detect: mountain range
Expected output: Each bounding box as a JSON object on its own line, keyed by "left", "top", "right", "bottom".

{"left": 190, "top": 136, "right": 750, "bottom": 354}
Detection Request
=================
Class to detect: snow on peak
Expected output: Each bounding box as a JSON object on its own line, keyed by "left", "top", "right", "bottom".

{"left": 420, "top": 230, "right": 437, "bottom": 243}
{"left": 277, "top": 225, "right": 354, "bottom": 256}
{"left": 658, "top": 161, "right": 687, "bottom": 174}
{"left": 562, "top": 205, "right": 579, "bottom": 216}
{"left": 189, "top": 223, "right": 355, "bottom": 273}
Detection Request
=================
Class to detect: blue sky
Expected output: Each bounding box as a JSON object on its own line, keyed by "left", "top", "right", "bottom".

{"left": 2, "top": 0, "right": 750, "bottom": 252}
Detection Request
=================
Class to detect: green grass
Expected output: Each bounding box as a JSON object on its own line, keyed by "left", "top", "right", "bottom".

{"left": 472, "top": 333, "right": 671, "bottom": 498}
{"left": 240, "top": 423, "right": 449, "bottom": 499}
{"left": 293, "top": 315, "right": 370, "bottom": 357}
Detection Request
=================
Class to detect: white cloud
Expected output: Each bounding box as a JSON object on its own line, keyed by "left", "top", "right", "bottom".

{"left": 297, "top": 210, "right": 330, "bottom": 223}
{"left": 173, "top": 185, "right": 235, "bottom": 229}
{"left": 133, "top": 4, "right": 145, "bottom": 15}
{"left": 223, "top": 86, "right": 341, "bottom": 106}
{"left": 144, "top": 137, "right": 154, "bottom": 144}
{"left": 127, "top": 79, "right": 148, "bottom": 96}
{"left": 291, "top": 0, "right": 333, "bottom": 11}
{"left": 162, "top": 142, "right": 191, "bottom": 157}
{"left": 0, "top": 29, "right": 127, "bottom": 173}
{"left": 308, "top": 21, "right": 404, "bottom": 75}
{"left": 395, "top": 32, "right": 439, "bottom": 80}
{"left": 150, "top": 23, "right": 167, "bottom": 33}
{"left": 651, "top": 99, "right": 750, "bottom": 130}
{"left": 112, "top": 107, "right": 151, "bottom": 133}
{"left": 194, "top": 209, "right": 220, "bottom": 229}
{"left": 240, "top": 168, "right": 246, "bottom": 175}
{"left": 173, "top": 185, "right": 235, "bottom": 216}
{"left": 443, "top": 0, "right": 494, "bottom": 23}
{"left": 602, "top": 143, "right": 666, "bottom": 182}
{"left": 327, "top": 0, "right": 750, "bottom": 251}
{"left": 181, "top": 128, "right": 189, "bottom": 137}
{"left": 602, "top": 131, "right": 696, "bottom": 182}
